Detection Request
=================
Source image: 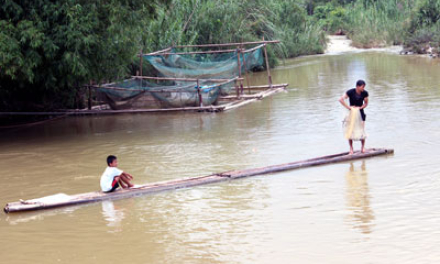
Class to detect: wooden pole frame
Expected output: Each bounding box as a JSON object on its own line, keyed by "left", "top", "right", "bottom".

{"left": 175, "top": 40, "right": 280, "bottom": 49}
{"left": 132, "top": 76, "right": 242, "bottom": 83}
{"left": 263, "top": 42, "right": 273, "bottom": 88}
{"left": 145, "top": 47, "right": 173, "bottom": 56}
{"left": 239, "top": 45, "right": 251, "bottom": 93}
{"left": 144, "top": 49, "right": 237, "bottom": 56}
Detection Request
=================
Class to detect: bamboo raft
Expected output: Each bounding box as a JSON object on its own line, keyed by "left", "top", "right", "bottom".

{"left": 4, "top": 148, "right": 393, "bottom": 213}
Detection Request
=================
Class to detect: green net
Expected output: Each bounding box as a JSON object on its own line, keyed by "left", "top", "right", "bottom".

{"left": 97, "top": 78, "right": 233, "bottom": 109}
{"left": 97, "top": 45, "right": 265, "bottom": 109}
{"left": 144, "top": 45, "right": 264, "bottom": 79}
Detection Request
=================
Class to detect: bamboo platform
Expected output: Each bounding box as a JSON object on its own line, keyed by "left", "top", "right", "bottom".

{"left": 0, "top": 85, "right": 288, "bottom": 117}
{"left": 4, "top": 148, "right": 393, "bottom": 213}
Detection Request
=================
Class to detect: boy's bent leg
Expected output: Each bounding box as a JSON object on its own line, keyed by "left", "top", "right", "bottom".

{"left": 119, "top": 174, "right": 134, "bottom": 188}
{"left": 114, "top": 176, "right": 128, "bottom": 189}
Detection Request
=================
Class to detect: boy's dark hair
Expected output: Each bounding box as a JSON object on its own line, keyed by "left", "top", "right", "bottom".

{"left": 356, "top": 80, "right": 366, "bottom": 87}
{"left": 107, "top": 155, "right": 117, "bottom": 166}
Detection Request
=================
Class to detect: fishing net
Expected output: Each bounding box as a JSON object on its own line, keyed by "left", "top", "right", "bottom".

{"left": 343, "top": 108, "right": 367, "bottom": 140}
{"left": 144, "top": 45, "right": 264, "bottom": 79}
{"left": 97, "top": 78, "right": 234, "bottom": 109}
{"left": 96, "top": 45, "right": 265, "bottom": 109}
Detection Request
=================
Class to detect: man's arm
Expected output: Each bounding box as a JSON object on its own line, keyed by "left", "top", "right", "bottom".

{"left": 360, "top": 97, "right": 369, "bottom": 110}
{"left": 339, "top": 93, "right": 351, "bottom": 110}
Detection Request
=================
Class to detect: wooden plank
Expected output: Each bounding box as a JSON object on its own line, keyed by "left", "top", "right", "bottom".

{"left": 4, "top": 148, "right": 393, "bottom": 213}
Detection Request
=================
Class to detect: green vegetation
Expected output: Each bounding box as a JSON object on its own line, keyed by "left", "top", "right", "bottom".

{"left": 0, "top": 0, "right": 438, "bottom": 111}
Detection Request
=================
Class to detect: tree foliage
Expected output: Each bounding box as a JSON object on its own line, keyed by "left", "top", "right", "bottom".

{"left": 1, "top": 0, "right": 327, "bottom": 111}
{"left": 0, "top": 0, "right": 153, "bottom": 110}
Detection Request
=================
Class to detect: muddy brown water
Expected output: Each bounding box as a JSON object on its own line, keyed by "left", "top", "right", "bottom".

{"left": 1, "top": 52, "right": 439, "bottom": 264}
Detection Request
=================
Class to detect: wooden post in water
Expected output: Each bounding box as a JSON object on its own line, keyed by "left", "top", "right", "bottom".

{"left": 236, "top": 47, "right": 244, "bottom": 97}
{"left": 235, "top": 79, "right": 240, "bottom": 98}
{"left": 262, "top": 38, "right": 273, "bottom": 88}
{"left": 88, "top": 85, "right": 92, "bottom": 110}
{"left": 197, "top": 79, "right": 203, "bottom": 107}
{"left": 240, "top": 45, "right": 251, "bottom": 94}
{"left": 139, "top": 49, "right": 143, "bottom": 76}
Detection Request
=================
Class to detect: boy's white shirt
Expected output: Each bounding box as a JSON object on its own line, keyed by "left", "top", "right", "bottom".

{"left": 100, "top": 166, "right": 123, "bottom": 192}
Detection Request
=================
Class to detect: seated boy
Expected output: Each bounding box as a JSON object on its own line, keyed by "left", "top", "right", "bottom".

{"left": 100, "top": 155, "right": 134, "bottom": 192}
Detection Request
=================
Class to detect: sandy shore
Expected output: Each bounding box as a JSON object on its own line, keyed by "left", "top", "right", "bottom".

{"left": 325, "top": 35, "right": 403, "bottom": 54}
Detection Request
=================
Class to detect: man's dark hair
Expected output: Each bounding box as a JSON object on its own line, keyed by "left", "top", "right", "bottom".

{"left": 356, "top": 80, "right": 366, "bottom": 87}
{"left": 107, "top": 155, "right": 117, "bottom": 166}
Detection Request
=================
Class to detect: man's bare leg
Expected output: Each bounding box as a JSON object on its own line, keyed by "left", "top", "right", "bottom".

{"left": 361, "top": 121, "right": 366, "bottom": 153}
{"left": 361, "top": 139, "right": 366, "bottom": 153}
{"left": 349, "top": 139, "right": 354, "bottom": 154}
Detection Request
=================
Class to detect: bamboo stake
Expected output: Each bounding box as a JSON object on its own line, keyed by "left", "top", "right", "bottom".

{"left": 139, "top": 49, "right": 143, "bottom": 76}
{"left": 263, "top": 41, "right": 273, "bottom": 87}
{"left": 240, "top": 45, "right": 251, "bottom": 92}
{"left": 197, "top": 79, "right": 203, "bottom": 107}
{"left": 88, "top": 86, "right": 92, "bottom": 110}
{"left": 236, "top": 47, "right": 244, "bottom": 97}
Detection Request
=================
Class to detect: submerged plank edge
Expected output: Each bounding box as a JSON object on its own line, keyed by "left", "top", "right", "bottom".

{"left": 4, "top": 148, "right": 393, "bottom": 213}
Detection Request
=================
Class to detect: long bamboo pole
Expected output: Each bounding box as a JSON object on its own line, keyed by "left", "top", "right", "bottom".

{"left": 175, "top": 40, "right": 280, "bottom": 48}
{"left": 143, "top": 45, "right": 264, "bottom": 57}
{"left": 145, "top": 47, "right": 173, "bottom": 55}
{"left": 132, "top": 76, "right": 242, "bottom": 83}
{"left": 145, "top": 49, "right": 237, "bottom": 56}
{"left": 241, "top": 44, "right": 265, "bottom": 53}
{"left": 4, "top": 148, "right": 393, "bottom": 213}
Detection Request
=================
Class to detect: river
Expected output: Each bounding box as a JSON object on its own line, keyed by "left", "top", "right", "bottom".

{"left": 1, "top": 51, "right": 439, "bottom": 263}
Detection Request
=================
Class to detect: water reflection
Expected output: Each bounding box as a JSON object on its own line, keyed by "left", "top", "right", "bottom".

{"left": 345, "top": 161, "right": 375, "bottom": 234}
{"left": 101, "top": 201, "right": 125, "bottom": 231}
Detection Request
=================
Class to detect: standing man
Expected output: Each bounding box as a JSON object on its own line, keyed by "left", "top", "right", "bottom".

{"left": 339, "top": 80, "right": 369, "bottom": 154}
